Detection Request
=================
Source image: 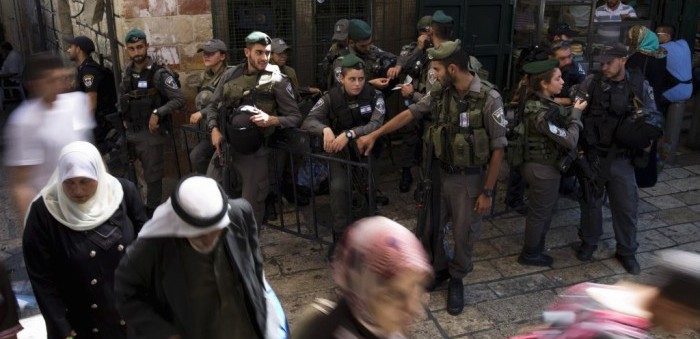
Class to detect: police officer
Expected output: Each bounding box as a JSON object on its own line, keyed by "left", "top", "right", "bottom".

{"left": 65, "top": 36, "right": 118, "bottom": 156}
{"left": 270, "top": 38, "right": 321, "bottom": 97}
{"left": 357, "top": 41, "right": 507, "bottom": 315}
{"left": 575, "top": 44, "right": 662, "bottom": 274}
{"left": 189, "top": 38, "right": 230, "bottom": 176}
{"left": 319, "top": 19, "right": 350, "bottom": 91}
{"left": 118, "top": 28, "right": 185, "bottom": 215}
{"left": 516, "top": 59, "right": 587, "bottom": 267}
{"left": 388, "top": 15, "right": 433, "bottom": 193}
{"left": 331, "top": 19, "right": 394, "bottom": 90}
{"left": 202, "top": 31, "right": 301, "bottom": 223}
{"left": 549, "top": 41, "right": 587, "bottom": 106}
{"left": 302, "top": 53, "right": 386, "bottom": 240}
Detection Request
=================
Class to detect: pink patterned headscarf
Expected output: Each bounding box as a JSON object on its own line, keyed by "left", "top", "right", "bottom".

{"left": 332, "top": 216, "right": 432, "bottom": 329}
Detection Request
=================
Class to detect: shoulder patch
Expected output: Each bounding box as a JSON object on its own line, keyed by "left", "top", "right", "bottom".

{"left": 375, "top": 96, "right": 386, "bottom": 115}
{"left": 310, "top": 97, "right": 325, "bottom": 112}
{"left": 82, "top": 74, "right": 95, "bottom": 88}
{"left": 428, "top": 68, "right": 437, "bottom": 85}
{"left": 286, "top": 82, "right": 295, "bottom": 99}
{"left": 491, "top": 107, "right": 507, "bottom": 127}
{"left": 334, "top": 66, "right": 343, "bottom": 84}
{"left": 165, "top": 75, "right": 179, "bottom": 89}
{"left": 488, "top": 89, "right": 502, "bottom": 100}
{"left": 548, "top": 122, "right": 567, "bottom": 137}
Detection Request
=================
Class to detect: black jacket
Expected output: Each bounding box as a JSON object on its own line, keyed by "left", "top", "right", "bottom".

{"left": 22, "top": 178, "right": 147, "bottom": 339}
{"left": 114, "top": 199, "right": 267, "bottom": 339}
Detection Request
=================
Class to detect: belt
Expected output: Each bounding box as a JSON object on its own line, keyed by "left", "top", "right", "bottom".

{"left": 440, "top": 162, "right": 482, "bottom": 175}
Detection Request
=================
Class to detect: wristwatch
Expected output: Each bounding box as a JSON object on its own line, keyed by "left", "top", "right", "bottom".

{"left": 345, "top": 130, "right": 354, "bottom": 140}
{"left": 152, "top": 109, "right": 159, "bottom": 117}
{"left": 481, "top": 188, "right": 494, "bottom": 198}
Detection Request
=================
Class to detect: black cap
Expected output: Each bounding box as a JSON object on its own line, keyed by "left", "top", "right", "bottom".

{"left": 225, "top": 110, "right": 263, "bottom": 155}
{"left": 548, "top": 23, "right": 577, "bottom": 38}
{"left": 64, "top": 35, "right": 95, "bottom": 53}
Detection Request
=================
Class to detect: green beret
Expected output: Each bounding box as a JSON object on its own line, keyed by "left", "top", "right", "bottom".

{"left": 522, "top": 59, "right": 559, "bottom": 75}
{"left": 348, "top": 19, "right": 372, "bottom": 41}
{"left": 427, "top": 40, "right": 461, "bottom": 60}
{"left": 432, "top": 10, "right": 453, "bottom": 24}
{"left": 245, "top": 31, "right": 272, "bottom": 45}
{"left": 339, "top": 53, "right": 365, "bottom": 69}
{"left": 124, "top": 28, "right": 146, "bottom": 43}
{"left": 417, "top": 15, "right": 432, "bottom": 30}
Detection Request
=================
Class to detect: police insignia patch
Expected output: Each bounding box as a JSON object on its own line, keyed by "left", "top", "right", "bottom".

{"left": 286, "top": 82, "right": 295, "bottom": 99}
{"left": 428, "top": 69, "right": 437, "bottom": 85}
{"left": 492, "top": 107, "right": 507, "bottom": 127}
{"left": 165, "top": 75, "right": 179, "bottom": 89}
{"left": 311, "top": 97, "right": 325, "bottom": 112}
{"left": 375, "top": 97, "right": 386, "bottom": 115}
{"left": 548, "top": 122, "right": 567, "bottom": 137}
{"left": 334, "top": 66, "right": 342, "bottom": 83}
{"left": 83, "top": 74, "right": 94, "bottom": 88}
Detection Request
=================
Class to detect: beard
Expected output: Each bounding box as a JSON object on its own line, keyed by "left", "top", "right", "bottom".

{"left": 131, "top": 54, "right": 146, "bottom": 63}
{"left": 440, "top": 71, "right": 454, "bottom": 88}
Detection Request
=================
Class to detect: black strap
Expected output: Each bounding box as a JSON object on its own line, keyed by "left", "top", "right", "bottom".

{"left": 170, "top": 177, "right": 229, "bottom": 228}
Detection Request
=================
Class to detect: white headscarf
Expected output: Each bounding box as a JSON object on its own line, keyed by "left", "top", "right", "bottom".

{"left": 35, "top": 141, "right": 124, "bottom": 231}
{"left": 138, "top": 176, "right": 230, "bottom": 238}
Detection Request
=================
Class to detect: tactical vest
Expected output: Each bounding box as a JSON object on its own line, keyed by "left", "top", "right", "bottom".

{"left": 328, "top": 85, "right": 376, "bottom": 132}
{"left": 583, "top": 71, "right": 644, "bottom": 149}
{"left": 523, "top": 98, "right": 567, "bottom": 167}
{"left": 195, "top": 66, "right": 232, "bottom": 111}
{"left": 425, "top": 81, "right": 495, "bottom": 168}
{"left": 122, "top": 63, "right": 172, "bottom": 131}
{"left": 220, "top": 64, "right": 285, "bottom": 137}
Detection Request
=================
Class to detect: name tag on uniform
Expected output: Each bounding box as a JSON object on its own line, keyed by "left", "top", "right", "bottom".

{"left": 138, "top": 80, "right": 148, "bottom": 89}
{"left": 360, "top": 105, "right": 372, "bottom": 115}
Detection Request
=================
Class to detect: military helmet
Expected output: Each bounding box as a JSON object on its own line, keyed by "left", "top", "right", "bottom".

{"left": 225, "top": 109, "right": 264, "bottom": 155}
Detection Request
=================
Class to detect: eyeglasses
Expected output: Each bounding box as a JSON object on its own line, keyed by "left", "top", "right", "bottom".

{"left": 656, "top": 32, "right": 670, "bottom": 36}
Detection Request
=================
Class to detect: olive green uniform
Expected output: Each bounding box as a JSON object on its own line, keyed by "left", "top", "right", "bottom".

{"left": 410, "top": 75, "right": 507, "bottom": 278}
{"left": 521, "top": 96, "right": 582, "bottom": 249}
{"left": 119, "top": 56, "right": 185, "bottom": 210}
{"left": 191, "top": 65, "right": 228, "bottom": 176}
{"left": 202, "top": 63, "right": 301, "bottom": 222}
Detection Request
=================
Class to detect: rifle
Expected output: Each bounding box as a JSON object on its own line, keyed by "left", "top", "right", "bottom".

{"left": 415, "top": 134, "right": 440, "bottom": 260}
{"left": 573, "top": 151, "right": 604, "bottom": 203}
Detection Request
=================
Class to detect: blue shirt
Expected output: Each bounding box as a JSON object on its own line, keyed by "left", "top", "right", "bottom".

{"left": 661, "top": 40, "right": 693, "bottom": 102}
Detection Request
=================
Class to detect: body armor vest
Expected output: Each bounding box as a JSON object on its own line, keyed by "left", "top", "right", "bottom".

{"left": 425, "top": 81, "right": 495, "bottom": 167}
{"left": 523, "top": 98, "right": 567, "bottom": 167}
{"left": 221, "top": 64, "right": 285, "bottom": 137}
{"left": 328, "top": 85, "right": 376, "bottom": 132}
{"left": 584, "top": 72, "right": 643, "bottom": 149}
{"left": 122, "top": 63, "right": 171, "bottom": 131}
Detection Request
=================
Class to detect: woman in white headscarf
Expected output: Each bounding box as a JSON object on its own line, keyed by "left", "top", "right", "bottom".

{"left": 22, "top": 141, "right": 148, "bottom": 339}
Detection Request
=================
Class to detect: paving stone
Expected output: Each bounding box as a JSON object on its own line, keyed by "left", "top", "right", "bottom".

{"left": 637, "top": 189, "right": 650, "bottom": 198}
{"left": 274, "top": 252, "right": 329, "bottom": 275}
{"left": 487, "top": 273, "right": 556, "bottom": 298}
{"left": 261, "top": 234, "right": 323, "bottom": 258}
{"left": 655, "top": 206, "right": 700, "bottom": 225}
{"left": 664, "top": 167, "right": 693, "bottom": 179}
{"left": 480, "top": 220, "right": 505, "bottom": 239}
{"left": 465, "top": 328, "right": 501, "bottom": 339}
{"left": 593, "top": 274, "right": 627, "bottom": 285}
{"left": 637, "top": 229, "right": 677, "bottom": 252}
{"left": 666, "top": 176, "right": 700, "bottom": 192}
{"left": 642, "top": 182, "right": 684, "bottom": 196}
{"left": 277, "top": 288, "right": 337, "bottom": 326}
{"left": 267, "top": 268, "right": 334, "bottom": 297}
{"left": 489, "top": 216, "right": 525, "bottom": 235}
{"left": 637, "top": 212, "right": 669, "bottom": 231}
{"left": 545, "top": 225, "right": 580, "bottom": 249}
{"left": 432, "top": 307, "right": 494, "bottom": 337}
{"left": 676, "top": 240, "right": 700, "bottom": 253}
{"left": 650, "top": 328, "right": 700, "bottom": 338}
{"left": 683, "top": 164, "right": 700, "bottom": 175}
{"left": 672, "top": 190, "right": 700, "bottom": 205}
{"left": 549, "top": 247, "right": 588, "bottom": 268}
{"left": 474, "top": 241, "right": 500, "bottom": 260}
{"left": 600, "top": 251, "right": 659, "bottom": 274}
{"left": 490, "top": 255, "right": 549, "bottom": 278}
{"left": 408, "top": 319, "right": 444, "bottom": 338}
{"left": 656, "top": 222, "right": 700, "bottom": 244}
{"left": 486, "top": 234, "right": 522, "bottom": 256}
{"left": 656, "top": 171, "right": 673, "bottom": 182}
{"left": 476, "top": 290, "right": 556, "bottom": 324}
{"left": 637, "top": 199, "right": 660, "bottom": 213}
{"left": 464, "top": 260, "right": 503, "bottom": 285}
{"left": 643, "top": 195, "right": 686, "bottom": 210}
{"left": 543, "top": 262, "right": 615, "bottom": 286}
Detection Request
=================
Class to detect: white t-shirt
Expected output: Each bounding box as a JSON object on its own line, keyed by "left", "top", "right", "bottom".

{"left": 594, "top": 3, "right": 637, "bottom": 22}
{"left": 4, "top": 91, "right": 95, "bottom": 192}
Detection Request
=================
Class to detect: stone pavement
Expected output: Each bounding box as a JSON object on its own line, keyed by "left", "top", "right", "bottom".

{"left": 262, "top": 151, "right": 700, "bottom": 338}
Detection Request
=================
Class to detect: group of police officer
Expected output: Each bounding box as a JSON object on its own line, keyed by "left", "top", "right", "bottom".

{"left": 62, "top": 11, "right": 662, "bottom": 317}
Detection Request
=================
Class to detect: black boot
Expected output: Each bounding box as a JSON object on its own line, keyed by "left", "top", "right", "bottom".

{"left": 615, "top": 253, "right": 640, "bottom": 275}
{"left": 518, "top": 246, "right": 553, "bottom": 267}
{"left": 446, "top": 277, "right": 464, "bottom": 315}
{"left": 399, "top": 167, "right": 413, "bottom": 193}
{"left": 575, "top": 242, "right": 597, "bottom": 262}
{"left": 262, "top": 193, "right": 278, "bottom": 224}
{"left": 427, "top": 269, "right": 450, "bottom": 291}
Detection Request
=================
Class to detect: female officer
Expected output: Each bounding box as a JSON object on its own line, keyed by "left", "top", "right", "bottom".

{"left": 517, "top": 59, "right": 587, "bottom": 266}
